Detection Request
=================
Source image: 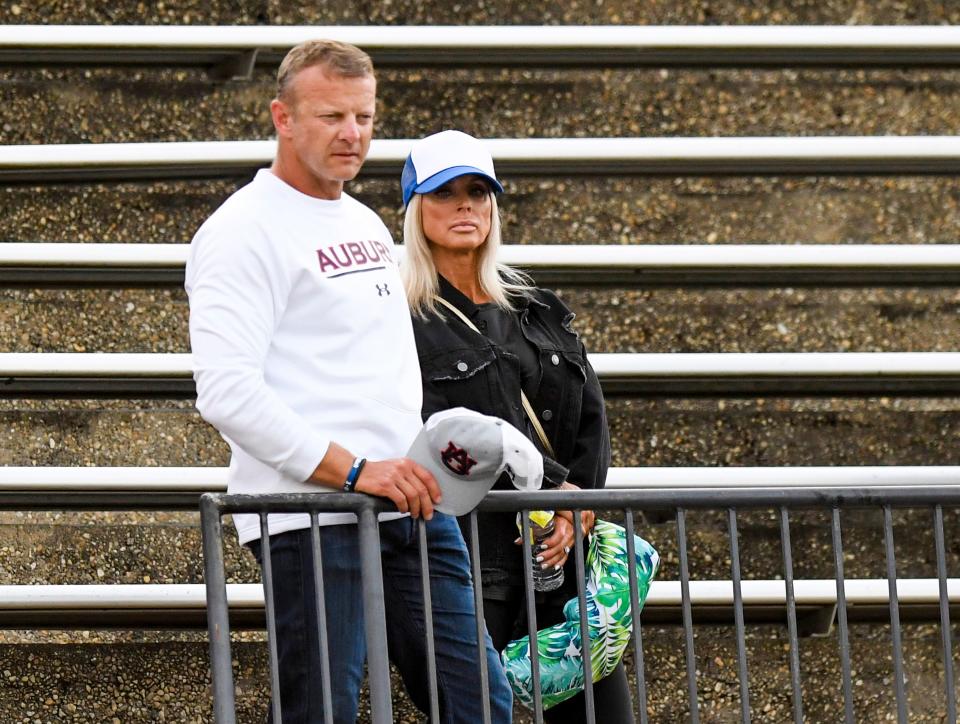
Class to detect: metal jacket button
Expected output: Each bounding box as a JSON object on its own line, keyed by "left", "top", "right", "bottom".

{"left": 542, "top": 409, "right": 553, "bottom": 421}
{"left": 550, "top": 354, "right": 560, "bottom": 365}
{"left": 456, "top": 361, "right": 469, "bottom": 372}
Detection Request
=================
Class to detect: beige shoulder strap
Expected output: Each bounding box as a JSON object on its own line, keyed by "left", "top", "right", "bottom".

{"left": 434, "top": 295, "right": 557, "bottom": 458}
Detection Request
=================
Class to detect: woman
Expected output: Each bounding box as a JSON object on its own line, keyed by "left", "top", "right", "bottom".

{"left": 401, "top": 130, "right": 634, "bottom": 723}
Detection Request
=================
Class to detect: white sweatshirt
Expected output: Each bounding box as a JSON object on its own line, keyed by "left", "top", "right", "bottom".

{"left": 185, "top": 169, "right": 422, "bottom": 543}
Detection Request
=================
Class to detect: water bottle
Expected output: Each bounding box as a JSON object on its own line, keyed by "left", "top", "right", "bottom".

{"left": 516, "top": 510, "right": 565, "bottom": 592}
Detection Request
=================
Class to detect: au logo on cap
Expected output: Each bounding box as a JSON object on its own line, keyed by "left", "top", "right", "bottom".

{"left": 407, "top": 408, "right": 543, "bottom": 516}
{"left": 440, "top": 442, "right": 477, "bottom": 476}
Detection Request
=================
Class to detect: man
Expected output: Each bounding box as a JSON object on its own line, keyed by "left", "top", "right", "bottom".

{"left": 186, "top": 40, "right": 512, "bottom": 723}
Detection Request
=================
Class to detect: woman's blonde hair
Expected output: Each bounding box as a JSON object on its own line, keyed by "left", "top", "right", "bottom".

{"left": 401, "top": 190, "right": 532, "bottom": 318}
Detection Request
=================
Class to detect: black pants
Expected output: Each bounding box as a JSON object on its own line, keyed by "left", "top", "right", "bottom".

{"left": 484, "top": 595, "right": 637, "bottom": 724}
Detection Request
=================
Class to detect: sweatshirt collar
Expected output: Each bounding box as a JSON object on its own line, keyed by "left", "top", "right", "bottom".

{"left": 257, "top": 169, "right": 346, "bottom": 210}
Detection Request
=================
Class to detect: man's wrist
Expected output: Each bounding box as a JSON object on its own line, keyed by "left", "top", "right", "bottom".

{"left": 343, "top": 457, "right": 367, "bottom": 492}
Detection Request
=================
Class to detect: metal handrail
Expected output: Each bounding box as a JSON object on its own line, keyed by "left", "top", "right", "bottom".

{"left": 4, "top": 25, "right": 960, "bottom": 70}
{"left": 5, "top": 242, "right": 960, "bottom": 287}
{"left": 0, "top": 465, "right": 956, "bottom": 491}
{"left": 5, "top": 136, "right": 960, "bottom": 182}
{"left": 0, "top": 466, "right": 956, "bottom": 511}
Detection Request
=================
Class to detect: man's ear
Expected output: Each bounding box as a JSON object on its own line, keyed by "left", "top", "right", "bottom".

{"left": 270, "top": 98, "right": 292, "bottom": 137}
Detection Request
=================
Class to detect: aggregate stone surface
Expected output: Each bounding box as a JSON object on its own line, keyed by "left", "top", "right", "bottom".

{"left": 0, "top": 641, "right": 264, "bottom": 723}
{"left": 0, "top": 400, "right": 224, "bottom": 468}
{"left": 6, "top": 176, "right": 960, "bottom": 246}
{"left": 3, "top": 397, "right": 958, "bottom": 469}
{"left": 3, "top": 0, "right": 960, "bottom": 25}
{"left": 607, "top": 397, "right": 960, "bottom": 466}
{"left": 5, "top": 67, "right": 960, "bottom": 145}
{"left": 5, "top": 286, "right": 960, "bottom": 354}
{"left": 0, "top": 628, "right": 957, "bottom": 722}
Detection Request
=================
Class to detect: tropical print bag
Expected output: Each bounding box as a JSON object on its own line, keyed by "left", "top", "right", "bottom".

{"left": 501, "top": 519, "right": 659, "bottom": 710}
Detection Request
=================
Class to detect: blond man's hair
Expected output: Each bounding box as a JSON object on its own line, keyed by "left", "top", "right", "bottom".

{"left": 276, "top": 39, "right": 374, "bottom": 102}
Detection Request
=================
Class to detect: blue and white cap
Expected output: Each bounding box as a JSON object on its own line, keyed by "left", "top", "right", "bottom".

{"left": 401, "top": 130, "right": 504, "bottom": 206}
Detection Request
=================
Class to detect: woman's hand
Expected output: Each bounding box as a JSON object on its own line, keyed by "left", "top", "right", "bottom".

{"left": 512, "top": 482, "right": 597, "bottom": 570}
{"left": 512, "top": 515, "right": 575, "bottom": 570}
{"left": 557, "top": 481, "right": 596, "bottom": 541}
{"left": 535, "top": 514, "right": 576, "bottom": 570}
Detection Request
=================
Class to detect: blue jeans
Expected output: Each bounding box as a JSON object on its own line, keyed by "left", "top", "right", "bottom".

{"left": 248, "top": 513, "right": 513, "bottom": 723}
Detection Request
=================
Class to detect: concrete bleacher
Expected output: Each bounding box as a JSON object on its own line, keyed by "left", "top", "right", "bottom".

{"left": 3, "top": 9, "right": 960, "bottom": 723}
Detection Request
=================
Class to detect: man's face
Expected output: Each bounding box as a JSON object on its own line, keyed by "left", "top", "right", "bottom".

{"left": 272, "top": 65, "right": 376, "bottom": 199}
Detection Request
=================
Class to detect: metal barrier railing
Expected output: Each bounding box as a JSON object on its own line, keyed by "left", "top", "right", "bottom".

{"left": 201, "top": 486, "right": 960, "bottom": 724}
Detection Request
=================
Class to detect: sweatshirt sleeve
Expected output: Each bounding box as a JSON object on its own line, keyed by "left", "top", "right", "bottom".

{"left": 185, "top": 217, "right": 331, "bottom": 483}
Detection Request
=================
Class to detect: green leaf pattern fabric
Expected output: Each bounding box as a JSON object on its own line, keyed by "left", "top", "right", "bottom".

{"left": 501, "top": 519, "right": 660, "bottom": 710}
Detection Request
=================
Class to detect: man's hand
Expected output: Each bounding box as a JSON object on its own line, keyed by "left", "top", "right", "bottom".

{"left": 354, "top": 458, "right": 442, "bottom": 520}
{"left": 309, "top": 442, "right": 442, "bottom": 519}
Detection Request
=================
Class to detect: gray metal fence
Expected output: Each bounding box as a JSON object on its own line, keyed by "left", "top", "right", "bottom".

{"left": 200, "top": 487, "right": 960, "bottom": 723}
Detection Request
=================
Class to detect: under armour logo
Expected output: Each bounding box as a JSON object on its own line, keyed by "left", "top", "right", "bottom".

{"left": 376, "top": 283, "right": 390, "bottom": 296}
{"left": 440, "top": 441, "right": 477, "bottom": 476}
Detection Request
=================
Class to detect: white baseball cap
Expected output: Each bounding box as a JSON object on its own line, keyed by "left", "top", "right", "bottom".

{"left": 401, "top": 130, "right": 504, "bottom": 206}
{"left": 407, "top": 407, "right": 543, "bottom": 516}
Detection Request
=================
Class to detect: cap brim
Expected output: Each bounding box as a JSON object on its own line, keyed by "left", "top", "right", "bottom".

{"left": 412, "top": 166, "right": 503, "bottom": 199}
{"left": 406, "top": 424, "right": 498, "bottom": 516}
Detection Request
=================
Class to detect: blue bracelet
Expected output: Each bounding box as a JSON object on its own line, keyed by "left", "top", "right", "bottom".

{"left": 343, "top": 457, "right": 366, "bottom": 492}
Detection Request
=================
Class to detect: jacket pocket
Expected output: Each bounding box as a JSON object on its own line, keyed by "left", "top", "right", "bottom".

{"left": 420, "top": 346, "right": 497, "bottom": 382}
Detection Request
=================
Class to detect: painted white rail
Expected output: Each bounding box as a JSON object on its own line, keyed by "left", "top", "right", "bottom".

{"left": 4, "top": 352, "right": 960, "bottom": 396}
{"left": 0, "top": 579, "right": 952, "bottom": 609}
{"left": 3, "top": 351, "right": 960, "bottom": 377}
{"left": 4, "top": 136, "right": 960, "bottom": 182}
{"left": 2, "top": 25, "right": 960, "bottom": 69}
{"left": 6, "top": 242, "right": 959, "bottom": 286}
{"left": 6, "top": 242, "right": 960, "bottom": 268}
{"left": 0, "top": 579, "right": 951, "bottom": 629}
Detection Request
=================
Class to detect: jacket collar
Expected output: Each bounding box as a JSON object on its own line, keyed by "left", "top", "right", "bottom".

{"left": 436, "top": 274, "right": 547, "bottom": 318}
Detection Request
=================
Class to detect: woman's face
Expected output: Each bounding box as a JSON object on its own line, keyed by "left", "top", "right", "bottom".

{"left": 420, "top": 174, "right": 493, "bottom": 254}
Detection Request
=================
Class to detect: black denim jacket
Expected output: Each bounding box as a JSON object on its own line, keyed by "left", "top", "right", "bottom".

{"left": 411, "top": 276, "right": 611, "bottom": 591}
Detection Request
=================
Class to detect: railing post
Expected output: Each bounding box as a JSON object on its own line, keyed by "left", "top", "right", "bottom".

{"left": 200, "top": 494, "right": 236, "bottom": 724}
{"left": 417, "top": 518, "right": 441, "bottom": 723}
{"left": 677, "top": 507, "right": 700, "bottom": 724}
{"left": 831, "top": 508, "right": 855, "bottom": 724}
{"left": 624, "top": 511, "right": 649, "bottom": 724}
{"left": 728, "top": 508, "right": 750, "bottom": 722}
{"left": 882, "top": 505, "right": 908, "bottom": 723}
{"left": 572, "top": 508, "right": 595, "bottom": 724}
{"left": 308, "top": 513, "right": 335, "bottom": 724}
{"left": 934, "top": 504, "right": 957, "bottom": 721}
{"left": 258, "top": 513, "right": 283, "bottom": 723}
{"left": 778, "top": 507, "right": 804, "bottom": 724}
{"left": 357, "top": 504, "right": 393, "bottom": 724}
{"left": 467, "top": 511, "right": 492, "bottom": 724}
{"left": 520, "top": 510, "right": 544, "bottom": 724}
